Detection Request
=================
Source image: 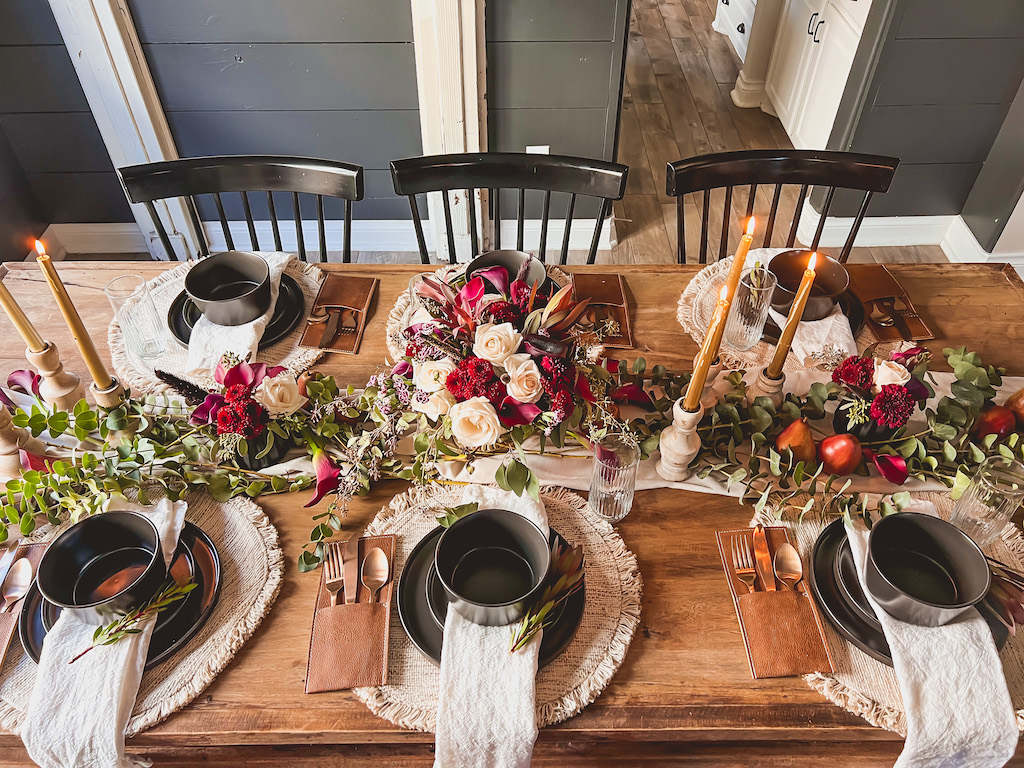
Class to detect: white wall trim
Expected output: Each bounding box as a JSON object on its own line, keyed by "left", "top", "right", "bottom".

{"left": 942, "top": 216, "right": 1024, "bottom": 267}
{"left": 45, "top": 0, "right": 200, "bottom": 260}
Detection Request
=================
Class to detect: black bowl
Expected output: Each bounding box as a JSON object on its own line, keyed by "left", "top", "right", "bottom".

{"left": 37, "top": 511, "right": 166, "bottom": 624}
{"left": 466, "top": 250, "right": 547, "bottom": 291}
{"left": 184, "top": 251, "right": 271, "bottom": 326}
{"left": 865, "top": 512, "right": 991, "bottom": 626}
{"left": 768, "top": 250, "right": 850, "bottom": 321}
{"left": 434, "top": 508, "right": 551, "bottom": 626}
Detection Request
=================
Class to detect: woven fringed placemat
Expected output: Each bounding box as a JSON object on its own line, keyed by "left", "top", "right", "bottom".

{"left": 355, "top": 484, "right": 642, "bottom": 731}
{"left": 0, "top": 492, "right": 284, "bottom": 737}
{"left": 385, "top": 263, "right": 572, "bottom": 362}
{"left": 110, "top": 258, "right": 325, "bottom": 396}
{"left": 677, "top": 248, "right": 883, "bottom": 374}
{"left": 753, "top": 492, "right": 1024, "bottom": 735}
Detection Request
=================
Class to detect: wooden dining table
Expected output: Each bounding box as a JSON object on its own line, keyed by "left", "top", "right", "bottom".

{"left": 0, "top": 260, "right": 1023, "bottom": 767}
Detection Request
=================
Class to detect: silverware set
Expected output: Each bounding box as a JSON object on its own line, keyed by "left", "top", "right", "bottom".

{"left": 308, "top": 307, "right": 357, "bottom": 348}
{"left": 0, "top": 542, "right": 33, "bottom": 614}
{"left": 729, "top": 534, "right": 803, "bottom": 594}
{"left": 869, "top": 297, "right": 918, "bottom": 338}
{"left": 323, "top": 537, "right": 390, "bottom": 606}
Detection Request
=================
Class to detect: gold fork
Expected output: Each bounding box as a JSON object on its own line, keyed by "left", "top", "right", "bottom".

{"left": 731, "top": 535, "right": 757, "bottom": 593}
{"left": 324, "top": 541, "right": 345, "bottom": 606}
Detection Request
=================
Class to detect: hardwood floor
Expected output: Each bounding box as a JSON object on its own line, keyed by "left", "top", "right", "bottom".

{"left": 610, "top": 0, "right": 949, "bottom": 267}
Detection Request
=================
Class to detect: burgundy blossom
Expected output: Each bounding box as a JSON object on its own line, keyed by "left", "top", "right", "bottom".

{"left": 870, "top": 384, "right": 916, "bottom": 429}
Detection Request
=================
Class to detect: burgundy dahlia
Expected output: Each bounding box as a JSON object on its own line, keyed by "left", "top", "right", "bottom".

{"left": 224, "top": 383, "right": 253, "bottom": 403}
{"left": 486, "top": 300, "right": 524, "bottom": 325}
{"left": 217, "top": 397, "right": 269, "bottom": 439}
{"left": 870, "top": 384, "right": 915, "bottom": 429}
{"left": 445, "top": 356, "right": 496, "bottom": 400}
{"left": 832, "top": 355, "right": 875, "bottom": 390}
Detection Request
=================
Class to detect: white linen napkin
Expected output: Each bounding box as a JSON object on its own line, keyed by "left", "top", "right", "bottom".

{"left": 846, "top": 502, "right": 1018, "bottom": 768}
{"left": 767, "top": 303, "right": 857, "bottom": 367}
{"left": 433, "top": 485, "right": 547, "bottom": 768}
{"left": 21, "top": 497, "right": 187, "bottom": 768}
{"left": 186, "top": 251, "right": 293, "bottom": 375}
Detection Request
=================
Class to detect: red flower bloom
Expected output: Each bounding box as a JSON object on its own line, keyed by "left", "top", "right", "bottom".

{"left": 486, "top": 300, "right": 523, "bottom": 325}
{"left": 224, "top": 384, "right": 253, "bottom": 403}
{"left": 864, "top": 448, "right": 909, "bottom": 485}
{"left": 445, "top": 356, "right": 496, "bottom": 400}
{"left": 484, "top": 379, "right": 508, "bottom": 409}
{"left": 217, "top": 398, "right": 269, "bottom": 439}
{"left": 549, "top": 389, "right": 574, "bottom": 423}
{"left": 832, "top": 355, "right": 875, "bottom": 390}
{"left": 870, "top": 384, "right": 915, "bottom": 429}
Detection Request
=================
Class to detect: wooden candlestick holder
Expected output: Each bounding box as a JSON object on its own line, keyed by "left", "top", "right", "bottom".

{"left": 91, "top": 376, "right": 126, "bottom": 409}
{"left": 25, "top": 341, "right": 85, "bottom": 412}
{"left": 748, "top": 367, "right": 785, "bottom": 408}
{"left": 699, "top": 356, "right": 724, "bottom": 410}
{"left": 0, "top": 405, "right": 47, "bottom": 481}
{"left": 656, "top": 399, "right": 704, "bottom": 482}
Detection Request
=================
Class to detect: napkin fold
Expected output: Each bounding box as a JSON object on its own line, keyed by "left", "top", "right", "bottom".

{"left": 433, "top": 485, "right": 547, "bottom": 768}
{"left": 846, "top": 502, "right": 1018, "bottom": 768}
{"left": 186, "top": 251, "right": 293, "bottom": 375}
{"left": 21, "top": 498, "right": 187, "bottom": 768}
{"left": 768, "top": 303, "right": 857, "bottom": 366}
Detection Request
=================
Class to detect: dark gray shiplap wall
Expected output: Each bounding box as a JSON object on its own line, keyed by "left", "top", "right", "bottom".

{"left": 128, "top": 0, "right": 420, "bottom": 220}
{"left": 0, "top": 122, "right": 45, "bottom": 261}
{"left": 828, "top": 0, "right": 1024, "bottom": 218}
{"left": 0, "top": 0, "right": 132, "bottom": 223}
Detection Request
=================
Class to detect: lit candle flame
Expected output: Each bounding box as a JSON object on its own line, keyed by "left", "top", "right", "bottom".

{"left": 808, "top": 252, "right": 817, "bottom": 272}
{"left": 745, "top": 217, "right": 756, "bottom": 236}
{"left": 719, "top": 285, "right": 729, "bottom": 302}
{"left": 34, "top": 240, "right": 47, "bottom": 257}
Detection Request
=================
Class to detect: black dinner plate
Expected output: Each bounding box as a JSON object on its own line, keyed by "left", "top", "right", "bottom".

{"left": 19, "top": 521, "right": 222, "bottom": 670}
{"left": 167, "top": 272, "right": 304, "bottom": 350}
{"left": 398, "top": 524, "right": 585, "bottom": 668}
{"left": 762, "top": 288, "right": 865, "bottom": 343}
{"left": 809, "top": 518, "right": 1007, "bottom": 666}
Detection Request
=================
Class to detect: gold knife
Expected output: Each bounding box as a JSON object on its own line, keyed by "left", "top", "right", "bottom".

{"left": 752, "top": 525, "right": 776, "bottom": 591}
{"left": 343, "top": 523, "right": 365, "bottom": 604}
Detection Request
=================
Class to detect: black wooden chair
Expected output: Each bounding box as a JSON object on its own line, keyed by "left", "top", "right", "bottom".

{"left": 119, "top": 155, "right": 364, "bottom": 262}
{"left": 390, "top": 152, "right": 628, "bottom": 265}
{"left": 665, "top": 149, "right": 899, "bottom": 264}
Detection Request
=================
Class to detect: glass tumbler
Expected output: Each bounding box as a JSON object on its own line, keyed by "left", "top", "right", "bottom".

{"left": 949, "top": 456, "right": 1024, "bottom": 547}
{"left": 105, "top": 275, "right": 166, "bottom": 360}
{"left": 588, "top": 434, "right": 640, "bottom": 524}
{"left": 724, "top": 267, "right": 777, "bottom": 352}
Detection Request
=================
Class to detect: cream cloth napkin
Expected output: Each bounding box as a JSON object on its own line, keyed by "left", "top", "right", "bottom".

{"left": 21, "top": 498, "right": 187, "bottom": 768}
{"left": 186, "top": 251, "right": 293, "bottom": 375}
{"left": 767, "top": 303, "right": 858, "bottom": 366}
{"left": 433, "top": 486, "right": 547, "bottom": 768}
{"left": 846, "top": 502, "right": 1019, "bottom": 768}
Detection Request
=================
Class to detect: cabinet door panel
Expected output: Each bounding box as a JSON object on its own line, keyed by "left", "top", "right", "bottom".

{"left": 794, "top": 4, "right": 859, "bottom": 149}
{"left": 766, "top": 0, "right": 823, "bottom": 132}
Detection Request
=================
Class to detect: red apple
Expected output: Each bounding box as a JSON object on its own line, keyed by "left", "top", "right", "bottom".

{"left": 973, "top": 404, "right": 1016, "bottom": 441}
{"left": 818, "top": 433, "right": 862, "bottom": 476}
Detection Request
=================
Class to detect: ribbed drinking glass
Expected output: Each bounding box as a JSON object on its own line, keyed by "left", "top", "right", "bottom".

{"left": 724, "top": 267, "right": 777, "bottom": 352}
{"left": 588, "top": 434, "right": 640, "bottom": 524}
{"left": 105, "top": 275, "right": 165, "bottom": 360}
{"left": 949, "top": 456, "right": 1024, "bottom": 547}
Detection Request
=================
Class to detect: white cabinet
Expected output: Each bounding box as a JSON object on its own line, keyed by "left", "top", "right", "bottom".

{"left": 765, "top": 0, "right": 869, "bottom": 149}
{"left": 712, "top": 0, "right": 757, "bottom": 62}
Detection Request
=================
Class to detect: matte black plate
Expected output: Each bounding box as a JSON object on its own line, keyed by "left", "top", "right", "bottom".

{"left": 762, "top": 288, "right": 865, "bottom": 343}
{"left": 398, "top": 525, "right": 585, "bottom": 668}
{"left": 167, "top": 272, "right": 304, "bottom": 350}
{"left": 809, "top": 519, "right": 1006, "bottom": 667}
{"left": 20, "top": 522, "right": 222, "bottom": 670}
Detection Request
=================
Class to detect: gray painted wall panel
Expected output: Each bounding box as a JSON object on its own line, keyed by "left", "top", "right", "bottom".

{"left": 129, "top": 0, "right": 413, "bottom": 44}
{"left": 487, "top": 42, "right": 615, "bottom": 109}
{"left": 488, "top": 108, "right": 607, "bottom": 157}
{"left": 0, "top": 0, "right": 65, "bottom": 45}
{"left": 897, "top": 0, "right": 1024, "bottom": 40}
{"left": 862, "top": 163, "right": 982, "bottom": 216}
{"left": 26, "top": 172, "right": 133, "bottom": 223}
{"left": 0, "top": 113, "right": 113, "bottom": 173}
{"left": 0, "top": 47, "right": 90, "bottom": 113}
{"left": 487, "top": 1, "right": 617, "bottom": 42}
{"left": 850, "top": 105, "right": 1007, "bottom": 164}
{"left": 145, "top": 43, "right": 418, "bottom": 112}
{"left": 0, "top": 122, "right": 45, "bottom": 261}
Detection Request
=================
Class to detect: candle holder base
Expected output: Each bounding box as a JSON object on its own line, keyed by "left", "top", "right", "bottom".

{"left": 26, "top": 341, "right": 86, "bottom": 412}
{"left": 656, "top": 399, "right": 704, "bottom": 482}
{"left": 698, "top": 356, "right": 724, "bottom": 410}
{"left": 0, "top": 405, "right": 46, "bottom": 481}
{"left": 91, "top": 377, "right": 127, "bottom": 409}
{"left": 748, "top": 367, "right": 785, "bottom": 408}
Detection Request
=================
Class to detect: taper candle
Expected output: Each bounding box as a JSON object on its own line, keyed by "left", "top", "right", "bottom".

{"left": 723, "top": 217, "right": 756, "bottom": 305}
{"left": 766, "top": 252, "right": 818, "bottom": 379}
{"left": 683, "top": 285, "right": 729, "bottom": 412}
{"left": 35, "top": 241, "right": 114, "bottom": 390}
{"left": 0, "top": 280, "right": 46, "bottom": 352}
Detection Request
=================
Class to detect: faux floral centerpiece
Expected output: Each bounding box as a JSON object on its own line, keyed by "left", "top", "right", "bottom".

{"left": 831, "top": 346, "right": 932, "bottom": 440}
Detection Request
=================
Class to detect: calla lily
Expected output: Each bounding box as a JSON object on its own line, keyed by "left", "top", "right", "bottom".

{"left": 456, "top": 276, "right": 486, "bottom": 314}
{"left": 7, "top": 370, "right": 41, "bottom": 397}
{"left": 20, "top": 449, "right": 53, "bottom": 473}
{"left": 524, "top": 334, "right": 568, "bottom": 358}
{"left": 473, "top": 265, "right": 510, "bottom": 296}
{"left": 392, "top": 360, "right": 413, "bottom": 378}
{"left": 498, "top": 397, "right": 542, "bottom": 427}
{"left": 610, "top": 382, "right": 652, "bottom": 406}
{"left": 304, "top": 447, "right": 342, "bottom": 507}
{"left": 905, "top": 376, "right": 929, "bottom": 402}
{"left": 0, "top": 389, "right": 15, "bottom": 410}
{"left": 864, "top": 448, "right": 909, "bottom": 485}
{"left": 190, "top": 393, "right": 226, "bottom": 425}
{"left": 215, "top": 360, "right": 285, "bottom": 389}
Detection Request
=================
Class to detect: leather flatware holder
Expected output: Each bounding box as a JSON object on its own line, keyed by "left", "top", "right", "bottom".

{"left": 0, "top": 542, "right": 47, "bottom": 665}
{"left": 571, "top": 273, "right": 634, "bottom": 349}
{"left": 847, "top": 264, "right": 934, "bottom": 342}
{"left": 716, "top": 527, "right": 833, "bottom": 679}
{"left": 305, "top": 533, "right": 396, "bottom": 693}
{"left": 299, "top": 273, "right": 379, "bottom": 354}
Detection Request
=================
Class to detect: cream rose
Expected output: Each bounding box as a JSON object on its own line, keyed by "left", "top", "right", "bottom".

{"left": 448, "top": 396, "right": 503, "bottom": 447}
{"left": 472, "top": 322, "right": 523, "bottom": 366}
{"left": 503, "top": 353, "right": 543, "bottom": 404}
{"left": 874, "top": 360, "right": 911, "bottom": 389}
{"left": 413, "top": 359, "right": 457, "bottom": 393}
{"left": 254, "top": 373, "right": 307, "bottom": 417}
{"left": 412, "top": 388, "right": 456, "bottom": 421}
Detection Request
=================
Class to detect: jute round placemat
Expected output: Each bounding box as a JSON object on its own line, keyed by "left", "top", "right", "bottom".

{"left": 354, "top": 484, "right": 642, "bottom": 731}
{"left": 109, "top": 259, "right": 325, "bottom": 396}
{"left": 0, "top": 492, "right": 284, "bottom": 737}
{"left": 385, "top": 263, "right": 572, "bottom": 362}
{"left": 753, "top": 492, "right": 1024, "bottom": 735}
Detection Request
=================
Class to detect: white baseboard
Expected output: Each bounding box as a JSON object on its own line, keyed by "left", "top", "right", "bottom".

{"left": 795, "top": 199, "right": 955, "bottom": 249}
{"left": 40, "top": 218, "right": 613, "bottom": 259}
{"left": 941, "top": 216, "right": 1024, "bottom": 268}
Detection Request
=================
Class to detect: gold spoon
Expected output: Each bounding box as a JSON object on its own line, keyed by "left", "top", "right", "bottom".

{"left": 360, "top": 547, "right": 390, "bottom": 603}
{"left": 772, "top": 543, "right": 803, "bottom": 591}
{"left": 869, "top": 300, "right": 895, "bottom": 328}
{"left": 1, "top": 558, "right": 33, "bottom": 612}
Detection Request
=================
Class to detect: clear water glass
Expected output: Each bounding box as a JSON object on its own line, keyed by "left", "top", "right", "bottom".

{"left": 724, "top": 267, "right": 777, "bottom": 352}
{"left": 589, "top": 434, "right": 640, "bottom": 524}
{"left": 105, "top": 275, "right": 166, "bottom": 360}
{"left": 949, "top": 456, "right": 1024, "bottom": 547}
